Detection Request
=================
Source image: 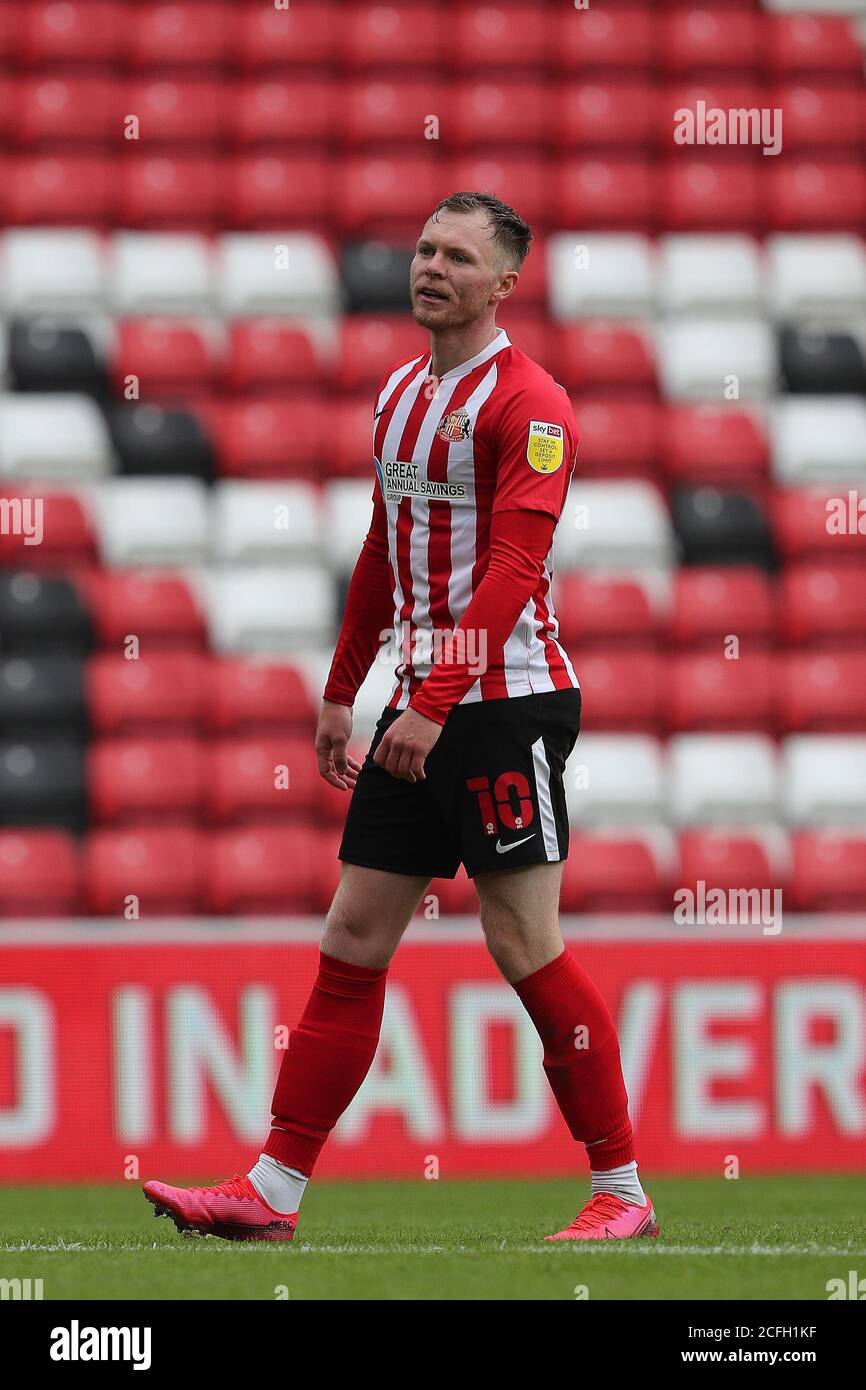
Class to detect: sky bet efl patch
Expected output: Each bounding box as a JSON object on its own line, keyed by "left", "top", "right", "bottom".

{"left": 526, "top": 420, "right": 564, "bottom": 473}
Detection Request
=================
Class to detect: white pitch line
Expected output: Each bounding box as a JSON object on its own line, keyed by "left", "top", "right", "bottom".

{"left": 2, "top": 1242, "right": 865, "bottom": 1257}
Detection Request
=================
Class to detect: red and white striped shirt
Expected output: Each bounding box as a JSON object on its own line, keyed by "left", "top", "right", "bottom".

{"left": 325, "top": 327, "right": 580, "bottom": 720}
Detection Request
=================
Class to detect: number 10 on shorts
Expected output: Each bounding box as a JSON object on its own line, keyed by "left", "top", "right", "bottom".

{"left": 466, "top": 774, "right": 536, "bottom": 836}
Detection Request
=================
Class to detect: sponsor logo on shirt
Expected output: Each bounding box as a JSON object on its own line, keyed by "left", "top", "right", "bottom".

{"left": 435, "top": 408, "right": 472, "bottom": 443}
{"left": 527, "top": 420, "right": 564, "bottom": 474}
{"left": 380, "top": 459, "right": 467, "bottom": 502}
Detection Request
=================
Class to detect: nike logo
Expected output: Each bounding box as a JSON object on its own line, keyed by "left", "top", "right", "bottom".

{"left": 374, "top": 406, "right": 387, "bottom": 420}
{"left": 495, "top": 834, "right": 535, "bottom": 854}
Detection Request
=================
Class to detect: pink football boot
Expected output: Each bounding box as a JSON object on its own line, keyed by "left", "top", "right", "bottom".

{"left": 143, "top": 1173, "right": 297, "bottom": 1242}
{"left": 544, "top": 1192, "right": 659, "bottom": 1241}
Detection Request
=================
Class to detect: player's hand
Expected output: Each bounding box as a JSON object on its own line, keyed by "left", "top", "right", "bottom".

{"left": 373, "top": 707, "right": 442, "bottom": 783}
{"left": 316, "top": 700, "right": 362, "bottom": 791}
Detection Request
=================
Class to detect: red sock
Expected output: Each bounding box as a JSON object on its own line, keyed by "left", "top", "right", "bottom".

{"left": 264, "top": 951, "right": 388, "bottom": 1175}
{"left": 512, "top": 947, "right": 634, "bottom": 1170}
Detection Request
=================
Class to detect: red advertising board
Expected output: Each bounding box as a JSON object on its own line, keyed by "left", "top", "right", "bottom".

{"left": 0, "top": 926, "right": 864, "bottom": 1181}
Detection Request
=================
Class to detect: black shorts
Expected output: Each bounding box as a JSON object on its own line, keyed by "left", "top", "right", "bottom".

{"left": 339, "top": 688, "right": 581, "bottom": 880}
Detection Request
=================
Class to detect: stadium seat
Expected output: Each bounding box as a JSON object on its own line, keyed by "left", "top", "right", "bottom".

{"left": 555, "top": 323, "right": 657, "bottom": 395}
{"left": 225, "top": 155, "right": 331, "bottom": 231}
{"left": 0, "top": 488, "right": 97, "bottom": 572}
{"left": 85, "top": 653, "right": 208, "bottom": 735}
{"left": 204, "top": 825, "right": 319, "bottom": 914}
{"left": 576, "top": 650, "right": 664, "bottom": 733}
{"left": 554, "top": 481, "right": 675, "bottom": 569}
{"left": 777, "top": 653, "right": 866, "bottom": 733}
{"left": 779, "top": 328, "right": 866, "bottom": 396}
{"left": 677, "top": 827, "right": 790, "bottom": 898}
{"left": 658, "top": 161, "right": 763, "bottom": 235}
{"left": 564, "top": 734, "right": 665, "bottom": 826}
{"left": 765, "top": 14, "right": 864, "bottom": 78}
{"left": 7, "top": 154, "right": 113, "bottom": 226}
{"left": 340, "top": 3, "right": 443, "bottom": 71}
{"left": 122, "top": 78, "right": 224, "bottom": 145}
{"left": 8, "top": 320, "right": 106, "bottom": 395}
{"left": 112, "top": 319, "right": 225, "bottom": 398}
{"left": 331, "top": 398, "right": 380, "bottom": 477}
{"left": 118, "top": 155, "right": 222, "bottom": 231}
{"left": 658, "top": 320, "right": 777, "bottom": 401}
{"left": 0, "top": 229, "right": 106, "bottom": 315}
{"left": 335, "top": 156, "right": 440, "bottom": 237}
{"left": 216, "top": 233, "right": 339, "bottom": 318}
{"left": 790, "top": 831, "right": 866, "bottom": 912}
{"left": 767, "top": 161, "right": 866, "bottom": 232}
{"left": 0, "top": 393, "right": 112, "bottom": 481}
{"left": 204, "top": 659, "right": 317, "bottom": 735}
{"left": 208, "top": 398, "right": 325, "bottom": 481}
{"left": 83, "top": 826, "right": 206, "bottom": 917}
{"left": 778, "top": 565, "right": 866, "bottom": 646}
{"left": 672, "top": 488, "right": 774, "bottom": 569}
{"left": 553, "top": 82, "right": 655, "bottom": 152}
{"left": 126, "top": 4, "right": 232, "bottom": 68}
{"left": 765, "top": 234, "right": 866, "bottom": 321}
{"left": 203, "top": 737, "right": 318, "bottom": 824}
{"left": 661, "top": 404, "right": 770, "bottom": 492}
{"left": 0, "top": 572, "right": 93, "bottom": 653}
{"left": 669, "top": 567, "right": 775, "bottom": 648}
{"left": 87, "top": 736, "right": 204, "bottom": 824}
{"left": 770, "top": 488, "right": 866, "bottom": 564}
{"left": 325, "top": 480, "right": 378, "bottom": 574}
{"left": 450, "top": 6, "right": 546, "bottom": 72}
{"left": 448, "top": 156, "right": 549, "bottom": 231}
{"left": 238, "top": 1, "right": 336, "bottom": 69}
{"left": 111, "top": 233, "right": 214, "bottom": 315}
{"left": 551, "top": 6, "right": 655, "bottom": 73}
{"left": 654, "top": 79, "right": 763, "bottom": 151}
{"left": 337, "top": 317, "right": 427, "bottom": 392}
{"left": 19, "top": 2, "right": 124, "bottom": 65}
{"left": 340, "top": 241, "right": 415, "bottom": 315}
{"left": 554, "top": 158, "right": 655, "bottom": 232}
{"left": 771, "top": 399, "right": 866, "bottom": 487}
{"left": 547, "top": 234, "right": 656, "bottom": 320}
{"left": 657, "top": 235, "right": 763, "bottom": 316}
{"left": 0, "top": 829, "right": 80, "bottom": 917}
{"left": 228, "top": 79, "right": 336, "bottom": 147}
{"left": 570, "top": 399, "right": 661, "bottom": 480}
{"left": 658, "top": 8, "right": 762, "bottom": 76}
{"left": 774, "top": 83, "right": 862, "bottom": 153}
{"left": 668, "top": 734, "right": 779, "bottom": 825}
{"left": 782, "top": 735, "right": 866, "bottom": 826}
{"left": 448, "top": 79, "right": 547, "bottom": 152}
{"left": 94, "top": 478, "right": 210, "bottom": 567}
{"left": 227, "top": 321, "right": 325, "bottom": 394}
{"left": 211, "top": 482, "right": 324, "bottom": 565}
{"left": 342, "top": 78, "right": 447, "bottom": 149}
{"left": 0, "top": 654, "right": 85, "bottom": 735}
{"left": 665, "top": 652, "right": 775, "bottom": 733}
{"left": 0, "top": 738, "right": 86, "bottom": 832}
{"left": 553, "top": 572, "right": 664, "bottom": 651}
{"left": 205, "top": 566, "right": 334, "bottom": 654}
{"left": 106, "top": 402, "right": 216, "bottom": 481}
{"left": 561, "top": 830, "right": 673, "bottom": 913}
{"left": 80, "top": 571, "right": 207, "bottom": 650}
{"left": 16, "top": 76, "right": 119, "bottom": 146}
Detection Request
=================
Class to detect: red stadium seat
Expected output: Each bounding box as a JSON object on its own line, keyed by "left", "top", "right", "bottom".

{"left": 331, "top": 398, "right": 381, "bottom": 477}
{"left": 554, "top": 82, "right": 655, "bottom": 152}
{"left": 765, "top": 15, "right": 864, "bottom": 78}
{"left": 226, "top": 155, "right": 331, "bottom": 230}
{"left": 228, "top": 79, "right": 337, "bottom": 148}
{"left": 452, "top": 6, "right": 548, "bottom": 73}
{"left": 669, "top": 568, "right": 775, "bottom": 649}
{"left": 205, "top": 660, "right": 316, "bottom": 736}
{"left": 556, "top": 324, "right": 657, "bottom": 395}
{"left": 0, "top": 489, "right": 97, "bottom": 572}
{"left": 771, "top": 85, "right": 862, "bottom": 153}
{"left": 204, "top": 738, "right": 319, "bottom": 824}
{"left": 0, "top": 830, "right": 79, "bottom": 917}
{"left": 0, "top": 4, "right": 21, "bottom": 63}
{"left": 551, "top": 6, "right": 655, "bottom": 74}
{"left": 561, "top": 834, "right": 669, "bottom": 913}
{"left": 16, "top": 77, "right": 119, "bottom": 146}
{"left": 78, "top": 572, "right": 208, "bottom": 650}
{"left": 448, "top": 156, "right": 549, "bottom": 231}
{"left": 665, "top": 652, "right": 775, "bottom": 732}
{"left": 554, "top": 158, "right": 654, "bottom": 232}
{"left": 790, "top": 831, "right": 866, "bottom": 911}
{"left": 126, "top": 4, "right": 232, "bottom": 69}
{"left": 122, "top": 79, "right": 225, "bottom": 146}
{"left": 770, "top": 489, "right": 866, "bottom": 564}
{"left": 113, "top": 320, "right": 224, "bottom": 398}
{"left": 340, "top": 4, "right": 443, "bottom": 71}
{"left": 308, "top": 826, "right": 343, "bottom": 913}
{"left": 227, "top": 322, "right": 325, "bottom": 394}
{"left": 19, "top": 2, "right": 124, "bottom": 65}
{"left": 337, "top": 317, "right": 427, "bottom": 392}
{"left": 87, "top": 738, "right": 205, "bottom": 824}
{"left": 779, "top": 566, "right": 866, "bottom": 647}
{"left": 448, "top": 80, "right": 547, "bottom": 152}
{"left": 658, "top": 8, "right": 762, "bottom": 76}
{"left": 83, "top": 826, "right": 206, "bottom": 916}
{"left": 767, "top": 161, "right": 866, "bottom": 232}
{"left": 238, "top": 3, "right": 337, "bottom": 70}
{"left": 210, "top": 397, "right": 326, "bottom": 480}
{"left": 335, "top": 156, "right": 440, "bottom": 236}
{"left": 7, "top": 155, "right": 113, "bottom": 225}
{"left": 578, "top": 651, "right": 663, "bottom": 733}
{"left": 425, "top": 870, "right": 479, "bottom": 917}
{"left": 341, "top": 79, "right": 445, "bottom": 149}
{"left": 570, "top": 398, "right": 661, "bottom": 480}
{"left": 654, "top": 81, "right": 763, "bottom": 151}
{"left": 661, "top": 405, "right": 769, "bottom": 492}
{"left": 659, "top": 160, "right": 763, "bottom": 234}
{"left": 117, "top": 155, "right": 222, "bottom": 230}
{"left": 677, "top": 829, "right": 788, "bottom": 898}
{"left": 777, "top": 653, "right": 866, "bottom": 733}
{"left": 554, "top": 574, "right": 659, "bottom": 650}
{"left": 205, "top": 825, "right": 320, "bottom": 914}
{"left": 86, "top": 653, "right": 209, "bottom": 735}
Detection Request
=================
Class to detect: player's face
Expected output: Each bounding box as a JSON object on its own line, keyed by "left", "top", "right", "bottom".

{"left": 410, "top": 211, "right": 512, "bottom": 330}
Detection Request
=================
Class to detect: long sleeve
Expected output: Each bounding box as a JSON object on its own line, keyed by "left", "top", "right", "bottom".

{"left": 407, "top": 507, "right": 558, "bottom": 725}
{"left": 322, "top": 489, "right": 394, "bottom": 707}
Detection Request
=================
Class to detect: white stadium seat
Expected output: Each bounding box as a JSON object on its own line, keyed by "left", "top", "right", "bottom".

{"left": 765, "top": 235, "right": 866, "bottom": 322}
{"left": 657, "top": 319, "right": 778, "bottom": 401}
{"left": 554, "top": 481, "right": 675, "bottom": 570}
{"left": 547, "top": 234, "right": 656, "bottom": 320}
{"left": 324, "top": 479, "right": 377, "bottom": 574}
{"left": 657, "top": 235, "right": 764, "bottom": 317}
{"left": 782, "top": 736, "right": 866, "bottom": 826}
{"left": 771, "top": 398, "right": 866, "bottom": 487}
{"left": 0, "top": 229, "right": 106, "bottom": 315}
{"left": 211, "top": 482, "right": 324, "bottom": 565}
{"left": 668, "top": 735, "right": 779, "bottom": 826}
{"left": 205, "top": 565, "right": 333, "bottom": 653}
{"left": 95, "top": 478, "right": 210, "bottom": 566}
{"left": 565, "top": 734, "right": 666, "bottom": 826}
{"left": 0, "top": 393, "right": 113, "bottom": 480}
{"left": 216, "top": 234, "right": 340, "bottom": 318}
{"left": 111, "top": 233, "right": 215, "bottom": 315}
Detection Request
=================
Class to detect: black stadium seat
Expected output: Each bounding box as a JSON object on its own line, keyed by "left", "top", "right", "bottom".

{"left": 0, "top": 655, "right": 85, "bottom": 737}
{"left": 105, "top": 402, "right": 216, "bottom": 481}
{"left": 340, "top": 242, "right": 413, "bottom": 313}
{"left": 0, "top": 738, "right": 86, "bottom": 833}
{"left": 778, "top": 327, "right": 866, "bottom": 395}
{"left": 0, "top": 573, "right": 93, "bottom": 653}
{"left": 8, "top": 319, "right": 108, "bottom": 395}
{"left": 672, "top": 488, "right": 775, "bottom": 571}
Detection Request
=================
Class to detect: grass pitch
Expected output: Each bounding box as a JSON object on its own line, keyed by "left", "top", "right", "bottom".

{"left": 0, "top": 1176, "right": 862, "bottom": 1300}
